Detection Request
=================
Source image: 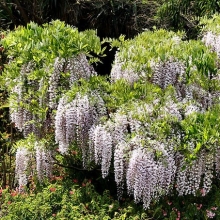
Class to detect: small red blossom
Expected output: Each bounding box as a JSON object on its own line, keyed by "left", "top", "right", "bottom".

{"left": 55, "top": 176, "right": 63, "bottom": 181}
{"left": 50, "top": 187, "right": 56, "bottom": 192}
{"left": 52, "top": 213, "right": 56, "bottom": 217}
{"left": 73, "top": 179, "right": 78, "bottom": 183}
{"left": 82, "top": 183, "right": 86, "bottom": 187}
{"left": 11, "top": 191, "right": 17, "bottom": 197}
{"left": 7, "top": 201, "right": 11, "bottom": 205}
{"left": 69, "top": 190, "right": 74, "bottom": 195}
{"left": 72, "top": 150, "right": 77, "bottom": 155}
{"left": 162, "top": 210, "right": 167, "bottom": 216}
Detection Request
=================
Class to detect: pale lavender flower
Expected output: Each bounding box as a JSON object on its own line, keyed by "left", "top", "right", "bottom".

{"left": 48, "top": 57, "right": 62, "bottom": 109}
{"left": 93, "top": 125, "right": 113, "bottom": 178}
{"left": 35, "top": 142, "right": 53, "bottom": 182}
{"left": 111, "top": 52, "right": 139, "bottom": 84}
{"left": 68, "top": 54, "right": 97, "bottom": 86}
{"left": 55, "top": 96, "right": 68, "bottom": 154}
{"left": 15, "top": 147, "right": 30, "bottom": 188}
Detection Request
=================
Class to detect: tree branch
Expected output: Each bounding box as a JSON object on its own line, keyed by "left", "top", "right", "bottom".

{"left": 13, "top": 0, "right": 29, "bottom": 24}
{"left": 51, "top": 155, "right": 89, "bottom": 171}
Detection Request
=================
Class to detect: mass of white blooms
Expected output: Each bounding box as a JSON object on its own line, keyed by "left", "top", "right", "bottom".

{"left": 9, "top": 25, "right": 220, "bottom": 211}
{"left": 15, "top": 147, "right": 31, "bottom": 188}
{"left": 68, "top": 54, "right": 97, "bottom": 86}
{"left": 93, "top": 125, "right": 113, "bottom": 178}
{"left": 48, "top": 54, "right": 97, "bottom": 109}
{"left": 35, "top": 142, "right": 53, "bottom": 182}
{"left": 202, "top": 31, "right": 220, "bottom": 57}
{"left": 151, "top": 59, "right": 186, "bottom": 90}
{"left": 111, "top": 52, "right": 140, "bottom": 84}
{"left": 55, "top": 92, "right": 107, "bottom": 167}
{"left": 48, "top": 57, "right": 62, "bottom": 109}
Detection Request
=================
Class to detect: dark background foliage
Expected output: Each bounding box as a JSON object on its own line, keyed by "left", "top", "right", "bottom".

{"left": 0, "top": 0, "right": 159, "bottom": 38}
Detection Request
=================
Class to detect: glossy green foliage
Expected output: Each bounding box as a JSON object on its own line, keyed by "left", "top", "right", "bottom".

{"left": 200, "top": 14, "right": 220, "bottom": 34}
{"left": 0, "top": 20, "right": 103, "bottom": 126}
{"left": 0, "top": 180, "right": 147, "bottom": 220}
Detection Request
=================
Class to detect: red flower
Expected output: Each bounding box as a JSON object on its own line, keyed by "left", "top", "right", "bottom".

{"left": 11, "top": 191, "right": 17, "bottom": 197}
{"left": 55, "top": 176, "right": 63, "bottom": 181}
{"left": 52, "top": 213, "right": 56, "bottom": 217}
{"left": 82, "top": 183, "right": 86, "bottom": 187}
{"left": 69, "top": 190, "right": 74, "bottom": 195}
{"left": 50, "top": 187, "right": 56, "bottom": 192}
{"left": 73, "top": 179, "right": 78, "bottom": 183}
{"left": 72, "top": 150, "right": 77, "bottom": 155}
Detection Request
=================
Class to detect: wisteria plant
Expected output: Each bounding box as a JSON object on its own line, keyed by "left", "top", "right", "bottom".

{"left": 1, "top": 16, "right": 220, "bottom": 212}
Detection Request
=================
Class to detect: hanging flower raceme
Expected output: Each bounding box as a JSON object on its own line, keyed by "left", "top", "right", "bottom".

{"left": 202, "top": 31, "right": 220, "bottom": 57}
{"left": 48, "top": 54, "right": 97, "bottom": 109}
{"left": 55, "top": 91, "right": 107, "bottom": 166}
{"left": 14, "top": 135, "right": 55, "bottom": 188}
{"left": 151, "top": 59, "right": 186, "bottom": 90}
{"left": 111, "top": 52, "right": 139, "bottom": 84}
{"left": 126, "top": 140, "right": 176, "bottom": 209}
{"left": 35, "top": 142, "right": 53, "bottom": 182}
{"left": 93, "top": 125, "right": 113, "bottom": 178}
{"left": 15, "top": 147, "right": 31, "bottom": 188}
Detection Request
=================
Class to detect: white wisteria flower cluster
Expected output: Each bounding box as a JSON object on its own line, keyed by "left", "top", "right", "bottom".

{"left": 87, "top": 101, "right": 178, "bottom": 202}
{"left": 10, "top": 53, "right": 96, "bottom": 138}
{"left": 35, "top": 142, "right": 53, "bottom": 182}
{"left": 89, "top": 100, "right": 220, "bottom": 208}
{"left": 15, "top": 140, "right": 54, "bottom": 188}
{"left": 202, "top": 31, "right": 220, "bottom": 57}
{"left": 48, "top": 54, "right": 96, "bottom": 109}
{"left": 15, "top": 147, "right": 31, "bottom": 189}
{"left": 55, "top": 91, "right": 106, "bottom": 167}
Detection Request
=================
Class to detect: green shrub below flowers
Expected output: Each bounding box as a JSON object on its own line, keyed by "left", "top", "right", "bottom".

{"left": 0, "top": 177, "right": 220, "bottom": 219}
{"left": 0, "top": 178, "right": 147, "bottom": 220}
